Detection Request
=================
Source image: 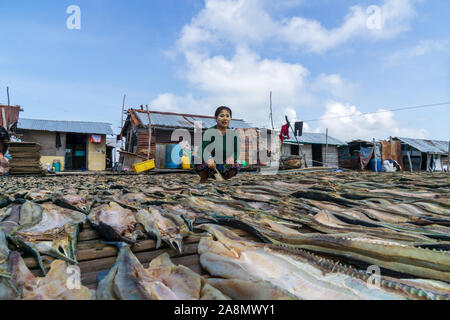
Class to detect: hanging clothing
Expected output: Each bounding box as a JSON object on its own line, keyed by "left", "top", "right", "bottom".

{"left": 294, "top": 122, "right": 303, "bottom": 137}
{"left": 56, "top": 132, "right": 62, "bottom": 148}
{"left": 90, "top": 135, "right": 102, "bottom": 144}
{"left": 280, "top": 124, "right": 290, "bottom": 142}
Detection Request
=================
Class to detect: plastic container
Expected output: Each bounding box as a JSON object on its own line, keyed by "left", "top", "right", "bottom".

{"left": 165, "top": 144, "right": 182, "bottom": 169}
{"left": 371, "top": 158, "right": 381, "bottom": 172}
{"left": 132, "top": 159, "right": 155, "bottom": 173}
{"left": 238, "top": 160, "right": 247, "bottom": 167}
{"left": 53, "top": 160, "right": 61, "bottom": 172}
{"left": 181, "top": 156, "right": 191, "bottom": 169}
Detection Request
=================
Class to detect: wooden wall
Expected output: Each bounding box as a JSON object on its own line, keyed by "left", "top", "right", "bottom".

{"left": 283, "top": 143, "right": 313, "bottom": 167}
{"left": 381, "top": 139, "right": 404, "bottom": 170}
{"left": 322, "top": 145, "right": 339, "bottom": 168}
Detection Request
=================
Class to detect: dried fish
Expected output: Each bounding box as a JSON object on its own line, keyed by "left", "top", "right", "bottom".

{"left": 88, "top": 201, "right": 141, "bottom": 244}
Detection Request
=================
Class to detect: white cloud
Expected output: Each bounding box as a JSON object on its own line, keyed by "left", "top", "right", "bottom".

{"left": 311, "top": 101, "right": 428, "bottom": 141}
{"left": 162, "top": 47, "right": 315, "bottom": 128}
{"left": 156, "top": 0, "right": 424, "bottom": 136}
{"left": 311, "top": 73, "right": 355, "bottom": 99}
{"left": 150, "top": 93, "right": 209, "bottom": 114}
{"left": 385, "top": 39, "right": 449, "bottom": 65}
{"left": 177, "top": 0, "right": 421, "bottom": 53}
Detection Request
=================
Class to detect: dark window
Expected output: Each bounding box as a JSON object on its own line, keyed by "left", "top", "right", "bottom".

{"left": 291, "top": 144, "right": 299, "bottom": 155}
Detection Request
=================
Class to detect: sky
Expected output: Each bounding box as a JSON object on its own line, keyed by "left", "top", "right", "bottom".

{"left": 0, "top": 0, "right": 449, "bottom": 142}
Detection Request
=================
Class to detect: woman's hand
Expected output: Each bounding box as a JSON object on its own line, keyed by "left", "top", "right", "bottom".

{"left": 226, "top": 157, "right": 234, "bottom": 165}
{"left": 207, "top": 158, "right": 216, "bottom": 170}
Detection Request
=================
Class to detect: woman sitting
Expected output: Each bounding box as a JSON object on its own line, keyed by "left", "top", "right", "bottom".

{"left": 195, "top": 106, "right": 241, "bottom": 184}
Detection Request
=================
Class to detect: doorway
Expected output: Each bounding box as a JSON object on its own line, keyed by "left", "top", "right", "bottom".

{"left": 65, "top": 133, "right": 87, "bottom": 170}
{"left": 312, "top": 144, "right": 323, "bottom": 167}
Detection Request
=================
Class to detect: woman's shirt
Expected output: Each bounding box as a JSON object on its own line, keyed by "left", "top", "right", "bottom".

{"left": 201, "top": 125, "right": 240, "bottom": 163}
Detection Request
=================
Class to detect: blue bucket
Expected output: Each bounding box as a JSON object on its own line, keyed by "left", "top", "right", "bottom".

{"left": 165, "top": 144, "right": 182, "bottom": 169}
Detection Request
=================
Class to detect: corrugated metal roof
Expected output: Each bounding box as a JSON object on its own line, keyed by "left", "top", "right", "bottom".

{"left": 396, "top": 137, "right": 448, "bottom": 155}
{"left": 283, "top": 132, "right": 346, "bottom": 146}
{"left": 18, "top": 118, "right": 113, "bottom": 135}
{"left": 134, "top": 111, "right": 252, "bottom": 129}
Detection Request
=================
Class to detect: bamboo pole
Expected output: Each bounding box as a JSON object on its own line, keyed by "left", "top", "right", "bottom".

{"left": 325, "top": 128, "right": 328, "bottom": 167}
{"left": 407, "top": 151, "right": 413, "bottom": 173}
{"left": 447, "top": 141, "right": 450, "bottom": 174}
{"left": 373, "top": 138, "right": 377, "bottom": 172}
{"left": 145, "top": 105, "right": 152, "bottom": 160}
{"left": 6, "top": 87, "right": 10, "bottom": 132}
{"left": 121, "top": 94, "right": 126, "bottom": 150}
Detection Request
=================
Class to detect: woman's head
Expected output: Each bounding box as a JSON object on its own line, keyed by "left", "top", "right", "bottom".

{"left": 215, "top": 106, "right": 232, "bottom": 128}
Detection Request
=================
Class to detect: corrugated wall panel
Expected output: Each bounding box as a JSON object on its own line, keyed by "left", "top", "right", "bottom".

{"left": 322, "top": 145, "right": 339, "bottom": 168}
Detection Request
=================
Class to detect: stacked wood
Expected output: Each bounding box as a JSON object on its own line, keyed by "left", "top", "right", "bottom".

{"left": 7, "top": 142, "right": 43, "bottom": 175}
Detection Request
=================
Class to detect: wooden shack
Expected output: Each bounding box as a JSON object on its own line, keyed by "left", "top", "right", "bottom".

{"left": 16, "top": 119, "right": 113, "bottom": 171}
{"left": 394, "top": 137, "right": 449, "bottom": 171}
{"left": 120, "top": 108, "right": 254, "bottom": 169}
{"left": 283, "top": 132, "right": 345, "bottom": 168}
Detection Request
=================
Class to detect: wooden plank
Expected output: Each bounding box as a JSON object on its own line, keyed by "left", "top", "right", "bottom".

{"left": 79, "top": 243, "right": 200, "bottom": 284}
{"left": 82, "top": 254, "right": 205, "bottom": 290}
{"left": 78, "top": 229, "right": 101, "bottom": 241}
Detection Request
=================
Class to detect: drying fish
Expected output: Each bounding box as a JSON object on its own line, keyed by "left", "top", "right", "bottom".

{"left": 88, "top": 201, "right": 141, "bottom": 244}
{"left": 25, "top": 190, "right": 54, "bottom": 203}
{"left": 52, "top": 192, "right": 93, "bottom": 214}
{"left": 8, "top": 252, "right": 93, "bottom": 300}
{"left": 1, "top": 168, "right": 450, "bottom": 300}
{"left": 198, "top": 224, "right": 410, "bottom": 300}
{"left": 161, "top": 204, "right": 200, "bottom": 231}
{"left": 262, "top": 231, "right": 450, "bottom": 282}
{"left": 110, "top": 191, "right": 167, "bottom": 209}
{"left": 135, "top": 207, "right": 190, "bottom": 253}
{"left": 97, "top": 242, "right": 161, "bottom": 300}
{"left": 18, "top": 201, "right": 43, "bottom": 227}
{"left": 291, "top": 190, "right": 358, "bottom": 207}
{"left": 0, "top": 196, "right": 11, "bottom": 210}
{"left": 206, "top": 278, "right": 297, "bottom": 300}
{"left": 10, "top": 203, "right": 86, "bottom": 274}
{"left": 0, "top": 231, "right": 20, "bottom": 300}
{"left": 97, "top": 243, "right": 227, "bottom": 300}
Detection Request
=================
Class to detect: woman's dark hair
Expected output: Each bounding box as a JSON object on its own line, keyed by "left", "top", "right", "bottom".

{"left": 215, "top": 106, "right": 232, "bottom": 118}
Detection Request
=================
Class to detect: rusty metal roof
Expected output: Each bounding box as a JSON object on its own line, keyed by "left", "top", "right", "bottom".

{"left": 395, "top": 137, "right": 449, "bottom": 155}
{"left": 0, "top": 105, "right": 22, "bottom": 129}
{"left": 133, "top": 110, "right": 252, "bottom": 130}
{"left": 18, "top": 118, "right": 113, "bottom": 135}
{"left": 283, "top": 132, "right": 346, "bottom": 146}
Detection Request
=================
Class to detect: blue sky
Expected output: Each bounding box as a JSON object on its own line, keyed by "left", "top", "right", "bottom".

{"left": 0, "top": 0, "right": 449, "bottom": 141}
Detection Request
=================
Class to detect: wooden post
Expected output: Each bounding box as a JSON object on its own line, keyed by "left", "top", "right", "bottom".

{"left": 448, "top": 141, "right": 450, "bottom": 173}
{"left": 390, "top": 136, "right": 394, "bottom": 160}
{"left": 145, "top": 105, "right": 152, "bottom": 160}
{"left": 407, "top": 151, "right": 413, "bottom": 173}
{"left": 6, "top": 87, "right": 10, "bottom": 131}
{"left": 325, "top": 128, "right": 328, "bottom": 167}
{"left": 121, "top": 94, "right": 126, "bottom": 150}
{"left": 373, "top": 138, "right": 377, "bottom": 172}
{"left": 269, "top": 91, "right": 274, "bottom": 131}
